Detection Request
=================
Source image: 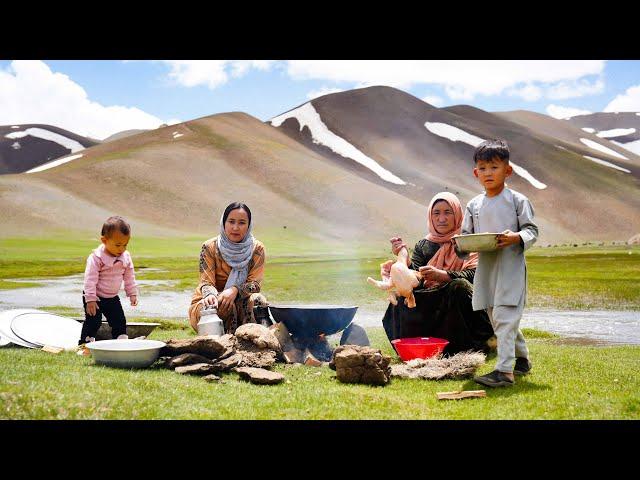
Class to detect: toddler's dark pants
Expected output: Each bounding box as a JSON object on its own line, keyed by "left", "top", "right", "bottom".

{"left": 79, "top": 292, "right": 127, "bottom": 344}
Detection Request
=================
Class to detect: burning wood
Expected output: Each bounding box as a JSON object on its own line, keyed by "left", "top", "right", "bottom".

{"left": 303, "top": 349, "right": 323, "bottom": 367}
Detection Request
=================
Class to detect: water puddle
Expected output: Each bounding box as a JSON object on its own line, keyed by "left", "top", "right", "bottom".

{"left": 0, "top": 274, "right": 638, "bottom": 345}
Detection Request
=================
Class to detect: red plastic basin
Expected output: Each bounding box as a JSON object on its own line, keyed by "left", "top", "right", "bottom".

{"left": 391, "top": 337, "right": 449, "bottom": 361}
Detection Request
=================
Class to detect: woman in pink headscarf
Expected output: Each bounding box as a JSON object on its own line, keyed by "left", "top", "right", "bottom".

{"left": 381, "top": 192, "right": 494, "bottom": 354}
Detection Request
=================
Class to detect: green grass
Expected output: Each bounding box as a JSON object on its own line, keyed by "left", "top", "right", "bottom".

{"left": 2, "top": 237, "right": 638, "bottom": 311}
{"left": 1, "top": 327, "right": 638, "bottom": 419}
{"left": 526, "top": 245, "right": 640, "bottom": 309}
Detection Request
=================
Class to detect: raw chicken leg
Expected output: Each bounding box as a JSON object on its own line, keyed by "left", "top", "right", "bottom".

{"left": 367, "top": 246, "right": 419, "bottom": 308}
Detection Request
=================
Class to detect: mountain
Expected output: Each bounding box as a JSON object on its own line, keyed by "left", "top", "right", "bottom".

{"left": 0, "top": 115, "right": 428, "bottom": 247}
{"left": 566, "top": 112, "right": 640, "bottom": 156}
{"left": 0, "top": 124, "right": 99, "bottom": 175}
{"left": 1, "top": 87, "right": 639, "bottom": 245}
{"left": 102, "top": 129, "right": 150, "bottom": 143}
{"left": 269, "top": 86, "right": 640, "bottom": 243}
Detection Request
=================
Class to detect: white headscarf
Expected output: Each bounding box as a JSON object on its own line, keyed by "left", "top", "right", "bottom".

{"left": 217, "top": 210, "right": 255, "bottom": 290}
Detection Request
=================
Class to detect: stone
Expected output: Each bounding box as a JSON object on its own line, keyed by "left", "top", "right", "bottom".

{"left": 238, "top": 349, "right": 277, "bottom": 369}
{"left": 174, "top": 363, "right": 218, "bottom": 375}
{"left": 235, "top": 323, "right": 281, "bottom": 351}
{"left": 210, "top": 353, "right": 243, "bottom": 372}
{"left": 330, "top": 345, "right": 391, "bottom": 386}
{"left": 161, "top": 335, "right": 237, "bottom": 360}
{"left": 339, "top": 323, "right": 370, "bottom": 346}
{"left": 234, "top": 367, "right": 285, "bottom": 385}
{"left": 203, "top": 374, "right": 222, "bottom": 383}
{"left": 166, "top": 353, "right": 213, "bottom": 369}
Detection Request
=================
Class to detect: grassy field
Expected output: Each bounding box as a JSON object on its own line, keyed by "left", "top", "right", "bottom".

{"left": 1, "top": 237, "right": 638, "bottom": 419}
{"left": 1, "top": 237, "right": 639, "bottom": 310}
{"left": 1, "top": 326, "right": 638, "bottom": 420}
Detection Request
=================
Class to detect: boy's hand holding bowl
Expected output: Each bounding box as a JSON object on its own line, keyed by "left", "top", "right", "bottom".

{"left": 496, "top": 230, "right": 521, "bottom": 248}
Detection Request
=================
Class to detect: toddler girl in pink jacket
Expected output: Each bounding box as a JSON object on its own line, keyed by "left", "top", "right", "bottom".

{"left": 79, "top": 216, "right": 138, "bottom": 345}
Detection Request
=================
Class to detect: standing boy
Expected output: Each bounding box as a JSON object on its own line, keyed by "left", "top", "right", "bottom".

{"left": 460, "top": 139, "right": 538, "bottom": 387}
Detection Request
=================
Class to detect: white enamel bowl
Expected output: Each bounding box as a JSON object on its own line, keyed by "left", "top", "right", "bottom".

{"left": 86, "top": 339, "right": 166, "bottom": 368}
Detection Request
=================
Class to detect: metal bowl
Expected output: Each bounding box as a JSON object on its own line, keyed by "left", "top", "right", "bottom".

{"left": 75, "top": 320, "right": 161, "bottom": 340}
{"left": 452, "top": 233, "right": 500, "bottom": 252}
{"left": 268, "top": 305, "right": 358, "bottom": 338}
{"left": 86, "top": 339, "right": 166, "bottom": 368}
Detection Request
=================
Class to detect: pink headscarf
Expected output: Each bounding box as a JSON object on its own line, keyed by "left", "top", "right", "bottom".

{"left": 424, "top": 192, "right": 478, "bottom": 289}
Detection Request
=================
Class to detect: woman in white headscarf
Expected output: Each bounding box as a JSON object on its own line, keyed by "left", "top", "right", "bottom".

{"left": 189, "top": 202, "right": 267, "bottom": 333}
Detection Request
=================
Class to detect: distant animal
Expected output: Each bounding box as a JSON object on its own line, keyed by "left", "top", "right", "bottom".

{"left": 367, "top": 246, "right": 419, "bottom": 308}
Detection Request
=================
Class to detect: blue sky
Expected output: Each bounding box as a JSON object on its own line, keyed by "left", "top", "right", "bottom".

{"left": 1, "top": 60, "right": 639, "bottom": 140}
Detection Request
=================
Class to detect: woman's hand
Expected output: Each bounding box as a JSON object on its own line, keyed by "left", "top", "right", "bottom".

{"left": 217, "top": 286, "right": 239, "bottom": 311}
{"left": 496, "top": 230, "right": 521, "bottom": 248}
{"left": 130, "top": 295, "right": 138, "bottom": 307}
{"left": 389, "top": 236, "right": 406, "bottom": 256}
{"left": 418, "top": 265, "right": 451, "bottom": 284}
{"left": 203, "top": 294, "right": 219, "bottom": 308}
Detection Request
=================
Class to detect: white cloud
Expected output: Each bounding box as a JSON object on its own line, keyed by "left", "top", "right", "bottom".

{"left": 605, "top": 85, "right": 640, "bottom": 112}
{"left": 546, "top": 77, "right": 604, "bottom": 100}
{"left": 0, "top": 61, "right": 167, "bottom": 140}
{"left": 421, "top": 95, "right": 444, "bottom": 107}
{"left": 546, "top": 104, "right": 592, "bottom": 119}
{"left": 161, "top": 60, "right": 276, "bottom": 89}
{"left": 306, "top": 87, "right": 344, "bottom": 100}
{"left": 285, "top": 60, "right": 605, "bottom": 100}
{"left": 507, "top": 83, "right": 543, "bottom": 102}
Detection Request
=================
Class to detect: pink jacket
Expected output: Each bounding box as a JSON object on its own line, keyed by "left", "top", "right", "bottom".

{"left": 83, "top": 244, "right": 137, "bottom": 302}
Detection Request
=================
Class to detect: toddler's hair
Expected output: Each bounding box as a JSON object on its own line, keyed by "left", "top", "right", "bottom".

{"left": 474, "top": 139, "right": 510, "bottom": 164}
{"left": 101, "top": 216, "right": 131, "bottom": 237}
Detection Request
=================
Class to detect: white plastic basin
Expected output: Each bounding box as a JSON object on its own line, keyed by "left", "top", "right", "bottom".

{"left": 86, "top": 339, "right": 166, "bottom": 368}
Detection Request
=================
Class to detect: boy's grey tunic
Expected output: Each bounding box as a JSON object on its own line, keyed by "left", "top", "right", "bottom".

{"left": 461, "top": 187, "right": 538, "bottom": 311}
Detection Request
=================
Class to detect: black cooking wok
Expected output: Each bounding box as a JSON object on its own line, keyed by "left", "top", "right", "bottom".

{"left": 268, "top": 305, "right": 358, "bottom": 338}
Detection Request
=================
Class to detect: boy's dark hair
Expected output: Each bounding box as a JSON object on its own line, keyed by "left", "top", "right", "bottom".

{"left": 474, "top": 139, "right": 510, "bottom": 164}
{"left": 222, "top": 202, "right": 252, "bottom": 226}
{"left": 101, "top": 216, "right": 131, "bottom": 237}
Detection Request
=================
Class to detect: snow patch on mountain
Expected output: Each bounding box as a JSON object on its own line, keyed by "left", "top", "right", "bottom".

{"left": 579, "top": 138, "right": 629, "bottom": 160}
{"left": 583, "top": 155, "right": 631, "bottom": 173}
{"left": 6, "top": 128, "right": 84, "bottom": 153}
{"left": 424, "top": 122, "right": 547, "bottom": 189}
{"left": 26, "top": 154, "right": 84, "bottom": 173}
{"left": 271, "top": 103, "right": 407, "bottom": 185}
{"left": 611, "top": 139, "right": 640, "bottom": 157}
{"left": 596, "top": 128, "right": 636, "bottom": 138}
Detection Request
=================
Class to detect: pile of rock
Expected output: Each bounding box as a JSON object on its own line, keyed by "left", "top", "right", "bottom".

{"left": 158, "top": 324, "right": 285, "bottom": 385}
